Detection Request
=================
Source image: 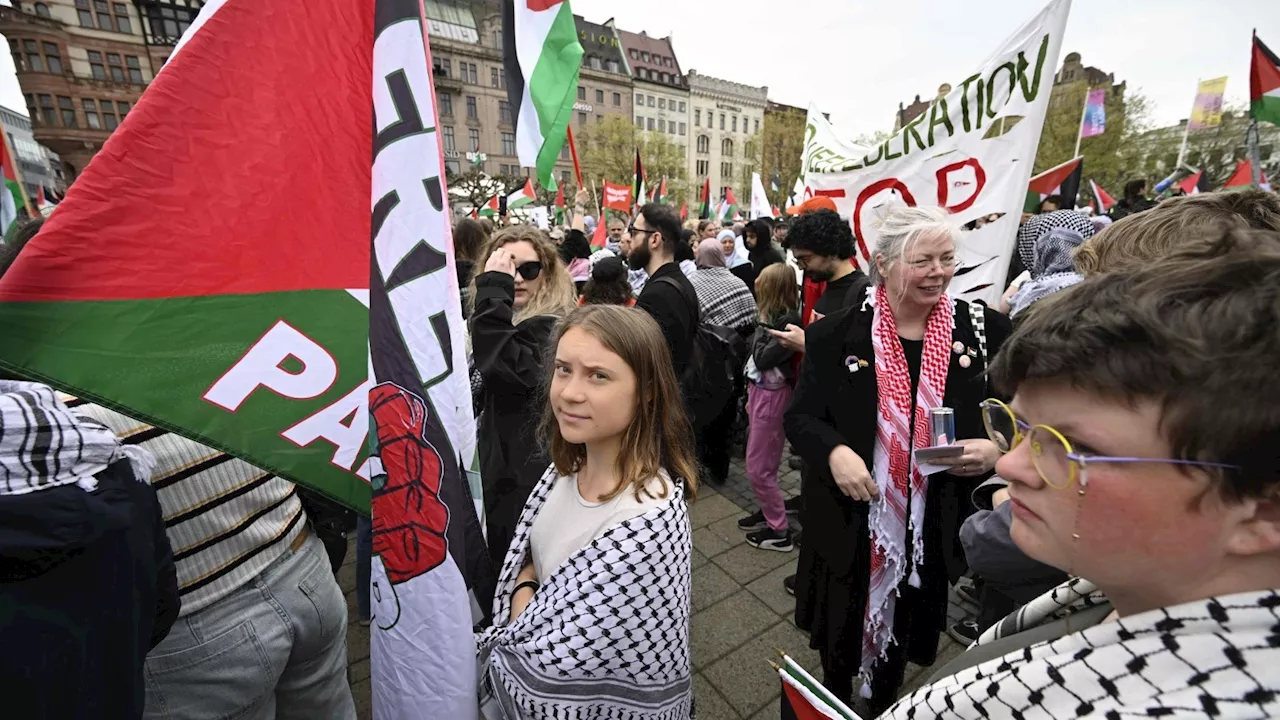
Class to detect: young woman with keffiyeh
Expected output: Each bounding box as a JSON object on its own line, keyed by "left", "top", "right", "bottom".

{"left": 476, "top": 305, "right": 699, "bottom": 719}
{"left": 882, "top": 230, "right": 1280, "bottom": 719}
{"left": 784, "top": 206, "right": 1011, "bottom": 715}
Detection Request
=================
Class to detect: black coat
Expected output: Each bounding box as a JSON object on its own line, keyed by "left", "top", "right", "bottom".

{"left": 0, "top": 460, "right": 179, "bottom": 720}
{"left": 784, "top": 298, "right": 1011, "bottom": 582}
{"left": 471, "top": 271, "right": 560, "bottom": 569}
{"left": 636, "top": 262, "right": 699, "bottom": 377}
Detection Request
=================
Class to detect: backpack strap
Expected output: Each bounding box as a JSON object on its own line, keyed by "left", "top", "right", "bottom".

{"left": 967, "top": 301, "right": 988, "bottom": 372}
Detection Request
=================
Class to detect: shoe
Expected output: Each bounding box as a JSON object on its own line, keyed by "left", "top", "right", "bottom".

{"left": 783, "top": 574, "right": 796, "bottom": 596}
{"left": 793, "top": 529, "right": 803, "bottom": 547}
{"left": 784, "top": 496, "right": 801, "bottom": 515}
{"left": 955, "top": 584, "right": 980, "bottom": 606}
{"left": 787, "top": 456, "right": 804, "bottom": 471}
{"left": 747, "top": 527, "right": 794, "bottom": 552}
{"left": 947, "top": 619, "right": 980, "bottom": 645}
{"left": 737, "top": 510, "right": 768, "bottom": 532}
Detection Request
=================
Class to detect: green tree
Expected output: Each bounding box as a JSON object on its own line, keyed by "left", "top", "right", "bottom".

{"left": 1129, "top": 104, "right": 1272, "bottom": 189}
{"left": 761, "top": 109, "right": 806, "bottom": 208}
{"left": 1032, "top": 85, "right": 1153, "bottom": 206}
{"left": 578, "top": 114, "right": 689, "bottom": 214}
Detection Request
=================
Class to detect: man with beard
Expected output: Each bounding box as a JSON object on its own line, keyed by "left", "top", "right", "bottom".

{"left": 633, "top": 203, "right": 699, "bottom": 377}
{"left": 768, "top": 206, "right": 868, "bottom": 354}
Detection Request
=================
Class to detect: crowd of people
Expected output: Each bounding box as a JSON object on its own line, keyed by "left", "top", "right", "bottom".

{"left": 2, "top": 177, "right": 1280, "bottom": 719}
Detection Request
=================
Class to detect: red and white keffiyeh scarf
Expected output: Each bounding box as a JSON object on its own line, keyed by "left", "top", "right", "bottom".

{"left": 862, "top": 284, "right": 954, "bottom": 694}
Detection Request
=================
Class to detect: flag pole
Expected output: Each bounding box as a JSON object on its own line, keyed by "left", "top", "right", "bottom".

{"left": 1072, "top": 86, "right": 1090, "bottom": 159}
{"left": 565, "top": 125, "right": 584, "bottom": 189}
{"left": 1248, "top": 119, "right": 1264, "bottom": 187}
{"left": 1176, "top": 78, "right": 1199, "bottom": 169}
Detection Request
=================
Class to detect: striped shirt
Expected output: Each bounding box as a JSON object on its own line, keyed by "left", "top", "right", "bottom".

{"left": 66, "top": 398, "right": 306, "bottom": 616}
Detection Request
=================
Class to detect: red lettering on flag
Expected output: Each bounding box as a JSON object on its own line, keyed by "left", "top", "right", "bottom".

{"left": 853, "top": 179, "right": 916, "bottom": 264}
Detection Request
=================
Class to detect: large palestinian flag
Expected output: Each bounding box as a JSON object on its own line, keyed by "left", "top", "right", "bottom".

{"left": 1025, "top": 156, "right": 1082, "bottom": 213}
{"left": 0, "top": 1, "right": 494, "bottom": 716}
{"left": 1252, "top": 32, "right": 1280, "bottom": 127}
{"left": 503, "top": 0, "right": 583, "bottom": 188}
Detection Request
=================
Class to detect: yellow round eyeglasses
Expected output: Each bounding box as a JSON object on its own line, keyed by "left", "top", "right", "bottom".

{"left": 979, "top": 398, "right": 1241, "bottom": 491}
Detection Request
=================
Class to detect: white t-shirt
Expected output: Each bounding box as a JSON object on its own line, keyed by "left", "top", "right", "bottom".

{"left": 530, "top": 471, "right": 675, "bottom": 581}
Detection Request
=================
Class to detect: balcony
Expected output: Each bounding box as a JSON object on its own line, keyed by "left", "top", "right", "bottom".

{"left": 432, "top": 67, "right": 463, "bottom": 92}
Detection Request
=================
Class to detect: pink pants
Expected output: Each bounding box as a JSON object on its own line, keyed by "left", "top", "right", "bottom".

{"left": 746, "top": 383, "right": 792, "bottom": 532}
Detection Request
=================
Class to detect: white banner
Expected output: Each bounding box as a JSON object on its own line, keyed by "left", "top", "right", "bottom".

{"left": 750, "top": 172, "right": 771, "bottom": 219}
{"left": 801, "top": 0, "right": 1071, "bottom": 305}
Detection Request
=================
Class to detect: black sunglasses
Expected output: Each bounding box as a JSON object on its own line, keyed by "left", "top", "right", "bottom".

{"left": 515, "top": 261, "right": 543, "bottom": 280}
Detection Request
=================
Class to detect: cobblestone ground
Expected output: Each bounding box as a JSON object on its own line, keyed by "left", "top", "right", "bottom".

{"left": 337, "top": 449, "right": 974, "bottom": 720}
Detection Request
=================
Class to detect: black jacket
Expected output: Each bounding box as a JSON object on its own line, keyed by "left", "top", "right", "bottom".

{"left": 784, "top": 298, "right": 1011, "bottom": 581}
{"left": 0, "top": 459, "right": 178, "bottom": 720}
{"left": 636, "top": 262, "right": 699, "bottom": 377}
{"left": 471, "top": 271, "right": 559, "bottom": 568}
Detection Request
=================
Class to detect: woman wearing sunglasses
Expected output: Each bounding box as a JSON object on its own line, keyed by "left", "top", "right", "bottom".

{"left": 883, "top": 231, "right": 1280, "bottom": 719}
{"left": 471, "top": 226, "right": 577, "bottom": 571}
{"left": 785, "top": 206, "right": 1012, "bottom": 715}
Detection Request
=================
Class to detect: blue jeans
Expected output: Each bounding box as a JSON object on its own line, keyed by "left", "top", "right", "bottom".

{"left": 356, "top": 516, "right": 371, "bottom": 622}
{"left": 141, "top": 532, "right": 357, "bottom": 720}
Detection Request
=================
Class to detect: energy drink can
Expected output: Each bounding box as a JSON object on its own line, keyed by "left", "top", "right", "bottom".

{"left": 930, "top": 407, "right": 955, "bottom": 446}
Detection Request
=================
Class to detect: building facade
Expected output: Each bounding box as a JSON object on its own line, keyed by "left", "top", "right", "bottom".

{"left": 687, "top": 70, "right": 766, "bottom": 204}
{"left": 1, "top": 103, "right": 62, "bottom": 198}
{"left": 615, "top": 28, "right": 689, "bottom": 170}
{"left": 1, "top": 0, "right": 199, "bottom": 180}
{"left": 572, "top": 15, "right": 633, "bottom": 153}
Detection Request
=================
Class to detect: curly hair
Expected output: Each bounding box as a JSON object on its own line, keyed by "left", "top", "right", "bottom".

{"left": 580, "top": 256, "right": 633, "bottom": 306}
{"left": 785, "top": 209, "right": 855, "bottom": 259}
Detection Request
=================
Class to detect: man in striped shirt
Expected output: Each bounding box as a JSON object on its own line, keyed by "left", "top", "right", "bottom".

{"left": 70, "top": 399, "right": 357, "bottom": 719}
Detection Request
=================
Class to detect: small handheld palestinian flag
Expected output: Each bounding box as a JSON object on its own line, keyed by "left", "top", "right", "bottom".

{"left": 698, "top": 177, "right": 711, "bottom": 220}
{"left": 0, "top": 124, "right": 30, "bottom": 236}
{"left": 632, "top": 150, "right": 646, "bottom": 212}
{"left": 478, "top": 195, "right": 501, "bottom": 217}
{"left": 503, "top": 0, "right": 583, "bottom": 188}
{"left": 1251, "top": 31, "right": 1280, "bottom": 127}
{"left": 1223, "top": 158, "right": 1269, "bottom": 189}
{"left": 679, "top": 201, "right": 688, "bottom": 221}
{"left": 775, "top": 650, "right": 863, "bottom": 720}
{"left": 507, "top": 177, "right": 536, "bottom": 210}
{"left": 652, "top": 176, "right": 666, "bottom": 205}
{"left": 1089, "top": 179, "right": 1114, "bottom": 213}
{"left": 554, "top": 184, "right": 566, "bottom": 224}
{"left": 1025, "top": 156, "right": 1082, "bottom": 213}
{"left": 718, "top": 187, "right": 739, "bottom": 222}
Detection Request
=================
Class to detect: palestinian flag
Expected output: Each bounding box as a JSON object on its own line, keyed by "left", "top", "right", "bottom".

{"left": 0, "top": 128, "right": 27, "bottom": 236}
{"left": 698, "top": 177, "right": 711, "bottom": 219}
{"left": 0, "top": 0, "right": 494, "bottom": 716}
{"left": 1223, "top": 158, "right": 1269, "bottom": 189}
{"left": 1177, "top": 170, "right": 1210, "bottom": 195}
{"left": 503, "top": 0, "right": 583, "bottom": 189}
{"left": 776, "top": 652, "right": 859, "bottom": 720}
{"left": 1089, "top": 179, "right": 1115, "bottom": 213}
{"left": 632, "top": 150, "right": 646, "bottom": 212}
{"left": 507, "top": 176, "right": 536, "bottom": 209}
{"left": 1025, "top": 156, "right": 1082, "bottom": 213}
{"left": 679, "top": 201, "right": 688, "bottom": 221}
{"left": 553, "top": 184, "right": 566, "bottom": 224}
{"left": 1251, "top": 32, "right": 1280, "bottom": 127}
{"left": 652, "top": 176, "right": 667, "bottom": 205}
{"left": 718, "top": 187, "right": 739, "bottom": 222}
{"left": 477, "top": 194, "right": 501, "bottom": 217}
{"left": 590, "top": 212, "right": 607, "bottom": 250}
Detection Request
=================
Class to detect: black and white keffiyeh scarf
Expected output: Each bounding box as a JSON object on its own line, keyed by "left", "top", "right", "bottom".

{"left": 0, "top": 381, "right": 152, "bottom": 495}
{"left": 475, "top": 467, "right": 694, "bottom": 720}
{"left": 883, "top": 579, "right": 1280, "bottom": 719}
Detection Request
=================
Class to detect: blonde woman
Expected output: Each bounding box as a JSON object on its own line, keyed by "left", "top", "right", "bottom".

{"left": 471, "top": 226, "right": 577, "bottom": 570}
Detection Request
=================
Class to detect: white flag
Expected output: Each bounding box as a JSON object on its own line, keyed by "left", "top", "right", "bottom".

{"left": 750, "top": 172, "right": 771, "bottom": 219}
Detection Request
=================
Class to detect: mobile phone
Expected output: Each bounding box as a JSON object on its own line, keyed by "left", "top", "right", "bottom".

{"left": 914, "top": 445, "right": 965, "bottom": 462}
{"left": 498, "top": 195, "right": 508, "bottom": 215}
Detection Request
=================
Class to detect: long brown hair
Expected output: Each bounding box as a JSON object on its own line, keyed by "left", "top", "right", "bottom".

{"left": 539, "top": 305, "right": 699, "bottom": 501}
{"left": 470, "top": 225, "right": 576, "bottom": 324}
{"left": 754, "top": 262, "right": 799, "bottom": 323}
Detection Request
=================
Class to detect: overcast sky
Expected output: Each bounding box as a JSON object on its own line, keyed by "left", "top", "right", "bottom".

{"left": 0, "top": 0, "right": 1274, "bottom": 137}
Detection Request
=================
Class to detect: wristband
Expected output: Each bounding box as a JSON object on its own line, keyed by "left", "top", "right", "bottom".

{"left": 512, "top": 579, "right": 539, "bottom": 597}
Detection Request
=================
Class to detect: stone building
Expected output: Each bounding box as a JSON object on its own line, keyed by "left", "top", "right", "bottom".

{"left": 1, "top": 0, "right": 198, "bottom": 180}
{"left": 615, "top": 28, "right": 689, "bottom": 167}
{"left": 894, "top": 84, "right": 951, "bottom": 132}
{"left": 687, "top": 70, "right": 766, "bottom": 204}
{"left": 1051, "top": 51, "right": 1125, "bottom": 110}
{"left": 572, "top": 15, "right": 633, "bottom": 153}
{"left": 0, "top": 104, "right": 62, "bottom": 199}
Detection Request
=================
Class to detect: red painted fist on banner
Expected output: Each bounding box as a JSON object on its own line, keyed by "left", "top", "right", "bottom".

{"left": 369, "top": 383, "right": 449, "bottom": 585}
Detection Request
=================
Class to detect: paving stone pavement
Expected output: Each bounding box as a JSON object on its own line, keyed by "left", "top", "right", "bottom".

{"left": 336, "top": 448, "right": 974, "bottom": 720}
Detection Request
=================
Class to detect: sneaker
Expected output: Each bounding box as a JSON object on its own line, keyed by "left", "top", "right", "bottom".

{"left": 947, "top": 619, "right": 980, "bottom": 645}
{"left": 784, "top": 496, "right": 801, "bottom": 515}
{"left": 737, "top": 510, "right": 768, "bottom": 532}
{"left": 955, "top": 584, "right": 981, "bottom": 607}
{"left": 787, "top": 456, "right": 804, "bottom": 471}
{"left": 747, "top": 527, "right": 794, "bottom": 552}
{"left": 783, "top": 574, "right": 796, "bottom": 596}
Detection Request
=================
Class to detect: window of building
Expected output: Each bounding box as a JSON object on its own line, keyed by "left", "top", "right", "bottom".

{"left": 38, "top": 94, "right": 56, "bottom": 126}
{"left": 678, "top": 122, "right": 686, "bottom": 136}
{"left": 466, "top": 96, "right": 477, "bottom": 118}
{"left": 442, "top": 126, "right": 455, "bottom": 151}
{"left": 577, "top": 86, "right": 585, "bottom": 101}
{"left": 635, "top": 116, "right": 643, "bottom": 128}
{"left": 660, "top": 72, "right": 668, "bottom": 84}
{"left": 697, "top": 135, "right": 709, "bottom": 153}
{"left": 499, "top": 100, "right": 511, "bottom": 124}
{"left": 647, "top": 117, "right": 654, "bottom": 131}
{"left": 589, "top": 56, "right": 601, "bottom": 70}
{"left": 658, "top": 118, "right": 665, "bottom": 132}
{"left": 18, "top": 40, "right": 43, "bottom": 73}
{"left": 694, "top": 109, "right": 700, "bottom": 126}
{"left": 440, "top": 58, "right": 451, "bottom": 77}
{"left": 58, "top": 96, "right": 76, "bottom": 127}
{"left": 679, "top": 101, "right": 686, "bottom": 113}
{"left": 493, "top": 29, "right": 502, "bottom": 49}
{"left": 445, "top": 159, "right": 460, "bottom": 176}
{"left": 647, "top": 95, "right": 654, "bottom": 108}
{"left": 439, "top": 92, "right": 452, "bottom": 116}
{"left": 126, "top": 55, "right": 142, "bottom": 83}
{"left": 106, "top": 53, "right": 126, "bottom": 82}
{"left": 732, "top": 116, "right": 737, "bottom": 132}
{"left": 595, "top": 89, "right": 603, "bottom": 103}
{"left": 491, "top": 67, "right": 500, "bottom": 87}
{"left": 468, "top": 128, "right": 479, "bottom": 151}
{"left": 606, "top": 60, "right": 619, "bottom": 73}
{"left": 34, "top": 3, "right": 51, "bottom": 18}
{"left": 658, "top": 98, "right": 666, "bottom": 110}
{"left": 144, "top": 3, "right": 195, "bottom": 41}
{"left": 635, "top": 92, "right": 643, "bottom": 104}
{"left": 577, "top": 111, "right": 586, "bottom": 127}
{"left": 628, "top": 49, "right": 637, "bottom": 59}
{"left": 720, "top": 113, "right": 725, "bottom": 130}
{"left": 612, "top": 92, "right": 621, "bottom": 106}
{"left": 101, "top": 99, "right": 118, "bottom": 130}
{"left": 87, "top": 51, "right": 105, "bottom": 80}
{"left": 561, "top": 170, "right": 570, "bottom": 186}
{"left": 82, "top": 98, "right": 101, "bottom": 129}
{"left": 722, "top": 138, "right": 734, "bottom": 156}
{"left": 113, "top": 3, "right": 131, "bottom": 33}
{"left": 464, "top": 63, "right": 476, "bottom": 84}
{"left": 43, "top": 42, "right": 62, "bottom": 74}
{"left": 642, "top": 52, "right": 650, "bottom": 62}
{"left": 74, "top": 0, "right": 93, "bottom": 27}
{"left": 668, "top": 123, "right": 675, "bottom": 136}
{"left": 754, "top": 118, "right": 760, "bottom": 134}
{"left": 721, "top": 162, "right": 732, "bottom": 179}
{"left": 697, "top": 159, "right": 708, "bottom": 176}
{"left": 501, "top": 131, "right": 515, "bottom": 155}
{"left": 117, "top": 100, "right": 130, "bottom": 117}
